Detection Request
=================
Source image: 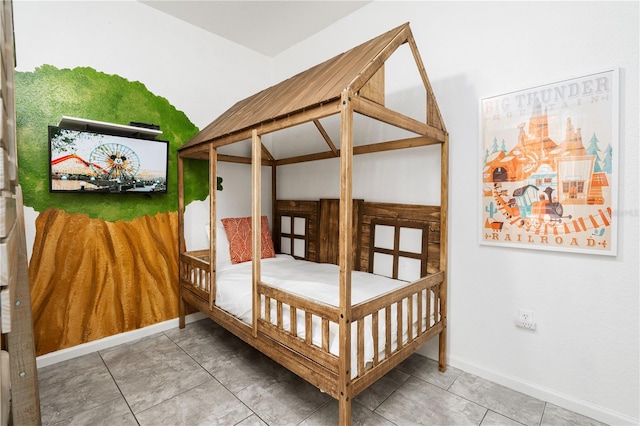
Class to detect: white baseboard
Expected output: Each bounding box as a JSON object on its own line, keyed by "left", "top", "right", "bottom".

{"left": 448, "top": 355, "right": 638, "bottom": 426}
{"left": 36, "top": 312, "right": 207, "bottom": 369}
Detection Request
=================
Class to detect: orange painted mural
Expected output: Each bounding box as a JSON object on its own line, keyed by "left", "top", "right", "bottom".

{"left": 481, "top": 70, "right": 617, "bottom": 255}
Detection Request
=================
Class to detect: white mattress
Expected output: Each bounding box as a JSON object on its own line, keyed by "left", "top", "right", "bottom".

{"left": 215, "top": 255, "right": 435, "bottom": 377}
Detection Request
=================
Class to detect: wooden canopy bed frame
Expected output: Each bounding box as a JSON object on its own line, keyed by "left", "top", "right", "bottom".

{"left": 177, "top": 23, "right": 448, "bottom": 425}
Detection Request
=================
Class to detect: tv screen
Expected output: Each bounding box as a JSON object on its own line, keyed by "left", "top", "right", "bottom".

{"left": 48, "top": 126, "right": 169, "bottom": 194}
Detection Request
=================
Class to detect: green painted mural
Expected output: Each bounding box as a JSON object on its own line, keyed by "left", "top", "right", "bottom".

{"left": 15, "top": 65, "right": 213, "bottom": 354}
{"left": 15, "top": 64, "right": 210, "bottom": 221}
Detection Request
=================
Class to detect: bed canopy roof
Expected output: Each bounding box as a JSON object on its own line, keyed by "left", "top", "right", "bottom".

{"left": 179, "top": 22, "right": 447, "bottom": 163}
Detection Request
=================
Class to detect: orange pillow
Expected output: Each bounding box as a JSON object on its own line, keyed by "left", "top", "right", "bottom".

{"left": 221, "top": 216, "right": 276, "bottom": 264}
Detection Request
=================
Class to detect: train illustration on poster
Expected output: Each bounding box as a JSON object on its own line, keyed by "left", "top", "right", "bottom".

{"left": 480, "top": 69, "right": 617, "bottom": 255}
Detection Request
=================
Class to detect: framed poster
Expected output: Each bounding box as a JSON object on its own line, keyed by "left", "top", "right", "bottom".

{"left": 480, "top": 69, "right": 618, "bottom": 255}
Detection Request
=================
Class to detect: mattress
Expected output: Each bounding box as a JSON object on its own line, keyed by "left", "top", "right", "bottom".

{"left": 215, "top": 255, "right": 435, "bottom": 376}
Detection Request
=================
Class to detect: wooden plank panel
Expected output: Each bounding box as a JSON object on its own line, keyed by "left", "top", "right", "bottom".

{"left": 358, "top": 65, "right": 385, "bottom": 105}
{"left": 364, "top": 202, "right": 441, "bottom": 222}
{"left": 347, "top": 24, "right": 410, "bottom": 94}
{"left": 6, "top": 184, "right": 40, "bottom": 425}
{"left": 275, "top": 200, "right": 319, "bottom": 261}
{"left": 318, "top": 199, "right": 362, "bottom": 267}
{"left": 258, "top": 319, "right": 338, "bottom": 371}
{"left": 319, "top": 199, "right": 339, "bottom": 264}
{"left": 2, "top": 1, "right": 41, "bottom": 421}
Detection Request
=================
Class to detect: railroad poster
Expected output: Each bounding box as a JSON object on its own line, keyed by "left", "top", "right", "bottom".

{"left": 480, "top": 70, "right": 618, "bottom": 255}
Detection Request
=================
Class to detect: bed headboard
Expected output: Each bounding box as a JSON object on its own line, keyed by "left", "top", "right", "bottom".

{"left": 274, "top": 199, "right": 441, "bottom": 280}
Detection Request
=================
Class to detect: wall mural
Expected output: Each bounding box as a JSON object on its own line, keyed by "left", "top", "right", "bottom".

{"left": 15, "top": 65, "right": 210, "bottom": 355}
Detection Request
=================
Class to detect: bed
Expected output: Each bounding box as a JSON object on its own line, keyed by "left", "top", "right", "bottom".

{"left": 177, "top": 23, "right": 448, "bottom": 425}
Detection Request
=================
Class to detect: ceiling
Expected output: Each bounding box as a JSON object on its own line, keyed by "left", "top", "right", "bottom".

{"left": 139, "top": 1, "right": 371, "bottom": 57}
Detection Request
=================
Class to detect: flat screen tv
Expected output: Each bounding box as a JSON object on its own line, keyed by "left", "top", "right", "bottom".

{"left": 49, "top": 126, "right": 169, "bottom": 194}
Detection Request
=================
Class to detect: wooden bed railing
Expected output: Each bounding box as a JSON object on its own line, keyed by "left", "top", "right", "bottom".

{"left": 179, "top": 196, "right": 445, "bottom": 410}
{"left": 258, "top": 282, "right": 341, "bottom": 374}
{"left": 179, "top": 248, "right": 444, "bottom": 401}
{"left": 180, "top": 251, "right": 213, "bottom": 307}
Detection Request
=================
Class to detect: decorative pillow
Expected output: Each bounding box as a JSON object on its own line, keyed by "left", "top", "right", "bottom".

{"left": 221, "top": 216, "right": 276, "bottom": 264}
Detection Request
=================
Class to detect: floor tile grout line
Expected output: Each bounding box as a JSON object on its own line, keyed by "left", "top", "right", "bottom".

{"left": 367, "top": 372, "right": 412, "bottom": 416}
{"left": 444, "top": 373, "right": 546, "bottom": 426}
{"left": 233, "top": 412, "right": 262, "bottom": 426}
{"left": 539, "top": 402, "right": 548, "bottom": 426}
{"left": 294, "top": 398, "right": 333, "bottom": 426}
{"left": 407, "top": 372, "right": 523, "bottom": 425}
{"left": 100, "top": 331, "right": 221, "bottom": 424}
{"left": 478, "top": 408, "right": 490, "bottom": 426}
{"left": 369, "top": 386, "right": 404, "bottom": 425}
{"left": 161, "top": 327, "right": 269, "bottom": 424}
{"left": 97, "top": 350, "right": 141, "bottom": 425}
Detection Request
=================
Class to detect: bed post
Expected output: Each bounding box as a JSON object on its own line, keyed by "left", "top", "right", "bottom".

{"left": 338, "top": 90, "right": 354, "bottom": 425}
{"left": 438, "top": 133, "right": 449, "bottom": 372}
{"left": 272, "top": 164, "right": 277, "bottom": 229}
{"left": 251, "top": 129, "right": 262, "bottom": 338}
{"left": 209, "top": 144, "right": 217, "bottom": 310}
{"left": 178, "top": 154, "right": 186, "bottom": 329}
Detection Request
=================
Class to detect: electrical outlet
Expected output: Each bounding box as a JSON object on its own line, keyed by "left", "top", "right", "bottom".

{"left": 516, "top": 309, "right": 536, "bottom": 330}
{"left": 519, "top": 309, "right": 533, "bottom": 323}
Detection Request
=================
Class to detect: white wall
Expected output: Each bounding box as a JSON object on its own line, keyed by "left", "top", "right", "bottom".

{"left": 273, "top": 1, "right": 639, "bottom": 424}
{"left": 184, "top": 163, "right": 273, "bottom": 252}
{"left": 13, "top": 1, "right": 271, "bottom": 130}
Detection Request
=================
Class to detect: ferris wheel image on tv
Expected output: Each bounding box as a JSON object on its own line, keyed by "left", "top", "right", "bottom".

{"left": 90, "top": 143, "right": 140, "bottom": 180}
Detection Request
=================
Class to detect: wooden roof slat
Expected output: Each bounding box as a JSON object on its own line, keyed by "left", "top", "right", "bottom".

{"left": 307, "top": 38, "right": 387, "bottom": 107}
{"left": 180, "top": 23, "right": 412, "bottom": 150}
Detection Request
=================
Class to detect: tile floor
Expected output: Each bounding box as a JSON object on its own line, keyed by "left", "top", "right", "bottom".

{"left": 38, "top": 318, "right": 607, "bottom": 426}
